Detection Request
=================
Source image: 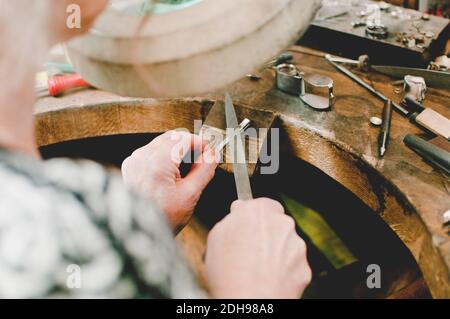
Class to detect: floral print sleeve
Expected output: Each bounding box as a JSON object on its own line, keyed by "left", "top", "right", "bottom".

{"left": 0, "top": 149, "right": 205, "bottom": 299}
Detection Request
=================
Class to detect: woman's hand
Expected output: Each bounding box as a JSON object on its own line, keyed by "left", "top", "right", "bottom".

{"left": 122, "top": 131, "right": 218, "bottom": 233}
{"left": 205, "top": 198, "right": 312, "bottom": 299}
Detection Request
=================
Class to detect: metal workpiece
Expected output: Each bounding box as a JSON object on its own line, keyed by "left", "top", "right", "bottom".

{"left": 370, "top": 117, "right": 383, "bottom": 127}
{"left": 365, "top": 24, "right": 388, "bottom": 39}
{"left": 211, "top": 119, "right": 251, "bottom": 155}
{"left": 403, "top": 75, "right": 427, "bottom": 103}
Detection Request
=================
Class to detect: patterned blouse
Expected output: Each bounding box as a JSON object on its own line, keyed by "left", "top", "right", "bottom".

{"left": 0, "top": 148, "right": 204, "bottom": 299}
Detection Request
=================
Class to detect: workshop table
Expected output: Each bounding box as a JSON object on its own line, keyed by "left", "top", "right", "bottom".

{"left": 34, "top": 46, "right": 450, "bottom": 298}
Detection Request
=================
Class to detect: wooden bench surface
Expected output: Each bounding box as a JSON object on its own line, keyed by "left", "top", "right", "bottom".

{"left": 34, "top": 45, "right": 450, "bottom": 298}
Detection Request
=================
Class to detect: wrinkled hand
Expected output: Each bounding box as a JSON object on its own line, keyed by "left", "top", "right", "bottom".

{"left": 205, "top": 198, "right": 312, "bottom": 299}
{"left": 122, "top": 131, "right": 218, "bottom": 233}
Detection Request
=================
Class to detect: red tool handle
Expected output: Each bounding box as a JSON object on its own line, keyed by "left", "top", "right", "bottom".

{"left": 47, "top": 74, "right": 90, "bottom": 97}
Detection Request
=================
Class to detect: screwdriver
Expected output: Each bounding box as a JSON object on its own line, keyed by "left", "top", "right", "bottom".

{"left": 36, "top": 74, "right": 91, "bottom": 97}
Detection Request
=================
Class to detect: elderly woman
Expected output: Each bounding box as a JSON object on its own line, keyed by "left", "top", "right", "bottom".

{"left": 0, "top": 0, "right": 311, "bottom": 298}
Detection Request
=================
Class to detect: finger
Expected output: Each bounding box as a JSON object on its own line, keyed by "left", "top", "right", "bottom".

{"left": 178, "top": 148, "right": 218, "bottom": 195}
{"left": 230, "top": 200, "right": 246, "bottom": 212}
{"left": 257, "top": 198, "right": 285, "bottom": 214}
{"left": 230, "top": 198, "right": 285, "bottom": 214}
{"left": 148, "top": 131, "right": 207, "bottom": 166}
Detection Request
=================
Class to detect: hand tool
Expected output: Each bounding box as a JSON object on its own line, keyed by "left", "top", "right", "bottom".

{"left": 36, "top": 74, "right": 91, "bottom": 98}
{"left": 225, "top": 93, "right": 253, "bottom": 201}
{"left": 326, "top": 54, "right": 450, "bottom": 89}
{"left": 379, "top": 100, "right": 393, "bottom": 157}
{"left": 404, "top": 134, "right": 450, "bottom": 175}
{"left": 404, "top": 97, "right": 450, "bottom": 140}
{"left": 325, "top": 55, "right": 409, "bottom": 116}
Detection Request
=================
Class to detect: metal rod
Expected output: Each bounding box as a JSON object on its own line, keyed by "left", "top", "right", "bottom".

{"left": 325, "top": 56, "right": 409, "bottom": 116}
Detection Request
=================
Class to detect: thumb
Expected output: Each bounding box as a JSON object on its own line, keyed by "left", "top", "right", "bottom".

{"left": 178, "top": 149, "right": 218, "bottom": 197}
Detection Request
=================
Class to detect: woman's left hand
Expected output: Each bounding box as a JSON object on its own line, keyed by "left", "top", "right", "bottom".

{"left": 122, "top": 131, "right": 218, "bottom": 233}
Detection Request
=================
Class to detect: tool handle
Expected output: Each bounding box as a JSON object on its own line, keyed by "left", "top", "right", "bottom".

{"left": 404, "top": 97, "right": 426, "bottom": 113}
{"left": 48, "top": 74, "right": 90, "bottom": 97}
{"left": 414, "top": 109, "right": 450, "bottom": 140}
{"left": 379, "top": 100, "right": 392, "bottom": 157}
{"left": 404, "top": 134, "right": 450, "bottom": 175}
{"left": 381, "top": 100, "right": 393, "bottom": 133}
{"left": 404, "top": 97, "right": 450, "bottom": 139}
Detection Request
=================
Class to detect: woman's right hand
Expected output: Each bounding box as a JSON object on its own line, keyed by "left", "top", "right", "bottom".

{"left": 205, "top": 198, "right": 312, "bottom": 299}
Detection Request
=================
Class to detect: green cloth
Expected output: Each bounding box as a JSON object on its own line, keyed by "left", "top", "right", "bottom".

{"left": 281, "top": 194, "right": 357, "bottom": 269}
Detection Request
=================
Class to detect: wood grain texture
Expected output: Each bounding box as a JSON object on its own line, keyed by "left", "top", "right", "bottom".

{"left": 34, "top": 45, "right": 450, "bottom": 298}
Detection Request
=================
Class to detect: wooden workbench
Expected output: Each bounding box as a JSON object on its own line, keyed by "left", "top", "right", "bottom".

{"left": 34, "top": 46, "right": 450, "bottom": 298}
